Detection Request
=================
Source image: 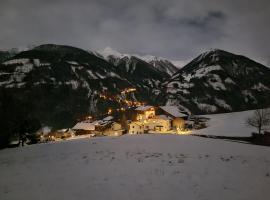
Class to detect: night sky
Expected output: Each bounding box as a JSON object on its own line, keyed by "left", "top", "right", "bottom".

{"left": 1, "top": 0, "right": 270, "bottom": 65}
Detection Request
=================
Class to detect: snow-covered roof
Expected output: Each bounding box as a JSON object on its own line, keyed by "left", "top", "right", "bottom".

{"left": 159, "top": 106, "right": 187, "bottom": 118}
{"left": 91, "top": 116, "right": 114, "bottom": 127}
{"left": 103, "top": 116, "right": 114, "bottom": 121}
{"left": 135, "top": 105, "right": 154, "bottom": 111}
{"left": 72, "top": 122, "right": 95, "bottom": 131}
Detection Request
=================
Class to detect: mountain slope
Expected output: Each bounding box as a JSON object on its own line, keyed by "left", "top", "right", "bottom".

{"left": 99, "top": 47, "right": 171, "bottom": 101}
{"left": 99, "top": 47, "right": 179, "bottom": 76}
{"left": 163, "top": 49, "right": 270, "bottom": 114}
{"left": 0, "top": 44, "right": 139, "bottom": 129}
{"left": 139, "top": 55, "right": 179, "bottom": 76}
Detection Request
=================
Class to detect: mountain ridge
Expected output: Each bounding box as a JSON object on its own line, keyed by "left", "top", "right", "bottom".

{"left": 1, "top": 44, "right": 270, "bottom": 130}
{"left": 163, "top": 49, "right": 270, "bottom": 114}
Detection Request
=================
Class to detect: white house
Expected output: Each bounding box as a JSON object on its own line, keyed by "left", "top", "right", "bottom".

{"left": 144, "top": 115, "right": 172, "bottom": 132}
{"left": 128, "top": 121, "right": 144, "bottom": 134}
{"left": 159, "top": 106, "right": 188, "bottom": 131}
{"left": 135, "top": 105, "right": 155, "bottom": 120}
{"left": 103, "top": 122, "right": 124, "bottom": 136}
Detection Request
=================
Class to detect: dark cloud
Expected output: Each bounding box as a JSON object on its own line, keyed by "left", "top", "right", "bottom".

{"left": 0, "top": 0, "right": 270, "bottom": 65}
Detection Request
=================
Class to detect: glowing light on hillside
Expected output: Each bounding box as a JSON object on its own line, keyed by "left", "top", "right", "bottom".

{"left": 121, "top": 88, "right": 136, "bottom": 94}
{"left": 108, "top": 109, "right": 112, "bottom": 114}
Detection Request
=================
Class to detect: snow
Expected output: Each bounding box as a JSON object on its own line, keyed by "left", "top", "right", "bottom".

{"left": 99, "top": 46, "right": 131, "bottom": 60}
{"left": 159, "top": 106, "right": 187, "bottom": 118}
{"left": 224, "top": 77, "right": 235, "bottom": 84}
{"left": 0, "top": 134, "right": 270, "bottom": 200}
{"left": 194, "top": 65, "right": 223, "bottom": 78}
{"left": 251, "top": 83, "right": 270, "bottom": 91}
{"left": 0, "top": 73, "right": 27, "bottom": 87}
{"left": 2, "top": 58, "right": 30, "bottom": 65}
{"left": 86, "top": 70, "right": 98, "bottom": 79}
{"left": 197, "top": 103, "right": 218, "bottom": 113}
{"left": 195, "top": 110, "right": 258, "bottom": 137}
{"left": 215, "top": 98, "right": 232, "bottom": 111}
{"left": 138, "top": 55, "right": 187, "bottom": 69}
{"left": 96, "top": 72, "right": 106, "bottom": 79}
{"left": 14, "top": 64, "right": 33, "bottom": 73}
{"left": 73, "top": 122, "right": 95, "bottom": 131}
{"left": 99, "top": 47, "right": 187, "bottom": 69}
{"left": 182, "top": 65, "right": 223, "bottom": 82}
{"left": 108, "top": 72, "right": 121, "bottom": 78}
{"left": 65, "top": 80, "right": 79, "bottom": 89}
{"left": 103, "top": 116, "right": 114, "bottom": 121}
{"left": 67, "top": 61, "right": 79, "bottom": 65}
{"left": 135, "top": 105, "right": 154, "bottom": 111}
{"left": 170, "top": 60, "right": 188, "bottom": 68}
{"left": 207, "top": 74, "right": 226, "bottom": 90}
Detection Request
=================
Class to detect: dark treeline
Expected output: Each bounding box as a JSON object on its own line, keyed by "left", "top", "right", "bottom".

{"left": 0, "top": 88, "right": 41, "bottom": 148}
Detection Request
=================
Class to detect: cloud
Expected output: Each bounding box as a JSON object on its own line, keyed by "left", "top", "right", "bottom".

{"left": 0, "top": 0, "right": 269, "bottom": 65}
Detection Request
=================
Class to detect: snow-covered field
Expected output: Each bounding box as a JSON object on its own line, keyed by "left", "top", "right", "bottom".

{"left": 1, "top": 134, "right": 270, "bottom": 200}
{"left": 195, "top": 110, "right": 257, "bottom": 137}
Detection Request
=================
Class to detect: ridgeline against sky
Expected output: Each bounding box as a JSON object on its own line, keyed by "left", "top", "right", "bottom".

{"left": 0, "top": 0, "right": 270, "bottom": 65}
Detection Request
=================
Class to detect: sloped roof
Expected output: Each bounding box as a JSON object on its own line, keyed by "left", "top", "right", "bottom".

{"left": 159, "top": 106, "right": 187, "bottom": 118}
{"left": 135, "top": 105, "right": 154, "bottom": 111}
{"left": 72, "top": 122, "right": 95, "bottom": 131}
{"left": 103, "top": 116, "right": 114, "bottom": 121}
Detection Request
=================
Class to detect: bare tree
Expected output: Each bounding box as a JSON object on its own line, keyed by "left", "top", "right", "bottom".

{"left": 246, "top": 109, "right": 270, "bottom": 134}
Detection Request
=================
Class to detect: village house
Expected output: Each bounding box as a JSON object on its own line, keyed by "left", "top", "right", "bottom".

{"left": 103, "top": 122, "right": 124, "bottom": 136}
{"left": 143, "top": 115, "right": 172, "bottom": 133}
{"left": 128, "top": 105, "right": 173, "bottom": 134}
{"left": 72, "top": 120, "right": 95, "bottom": 136}
{"left": 72, "top": 116, "right": 124, "bottom": 137}
{"left": 43, "top": 129, "right": 74, "bottom": 141}
{"left": 135, "top": 106, "right": 155, "bottom": 120}
{"left": 128, "top": 121, "right": 144, "bottom": 134}
{"left": 159, "top": 106, "right": 189, "bottom": 131}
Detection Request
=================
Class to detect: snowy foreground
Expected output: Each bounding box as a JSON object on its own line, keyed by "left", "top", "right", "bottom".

{"left": 1, "top": 134, "right": 270, "bottom": 200}
{"left": 195, "top": 110, "right": 256, "bottom": 137}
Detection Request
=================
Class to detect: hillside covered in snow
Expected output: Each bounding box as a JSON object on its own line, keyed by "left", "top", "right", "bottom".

{"left": 0, "top": 134, "right": 269, "bottom": 200}
{"left": 195, "top": 110, "right": 257, "bottom": 137}
{"left": 99, "top": 46, "right": 180, "bottom": 76}
{"left": 0, "top": 44, "right": 171, "bottom": 130}
{"left": 163, "top": 49, "right": 270, "bottom": 114}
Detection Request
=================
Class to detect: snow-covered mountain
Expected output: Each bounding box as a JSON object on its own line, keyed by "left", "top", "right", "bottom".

{"left": 163, "top": 49, "right": 270, "bottom": 114}
{"left": 99, "top": 47, "right": 180, "bottom": 76}
{"left": 1, "top": 45, "right": 270, "bottom": 129}
{"left": 0, "top": 44, "right": 169, "bottom": 129}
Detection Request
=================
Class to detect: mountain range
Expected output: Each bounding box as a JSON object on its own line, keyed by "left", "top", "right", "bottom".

{"left": 1, "top": 44, "right": 270, "bottom": 130}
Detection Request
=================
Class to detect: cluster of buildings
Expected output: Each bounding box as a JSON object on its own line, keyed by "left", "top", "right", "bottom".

{"left": 71, "top": 105, "right": 199, "bottom": 137}
{"left": 72, "top": 116, "right": 124, "bottom": 137}
{"left": 128, "top": 106, "right": 187, "bottom": 134}
{"left": 41, "top": 105, "right": 207, "bottom": 141}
